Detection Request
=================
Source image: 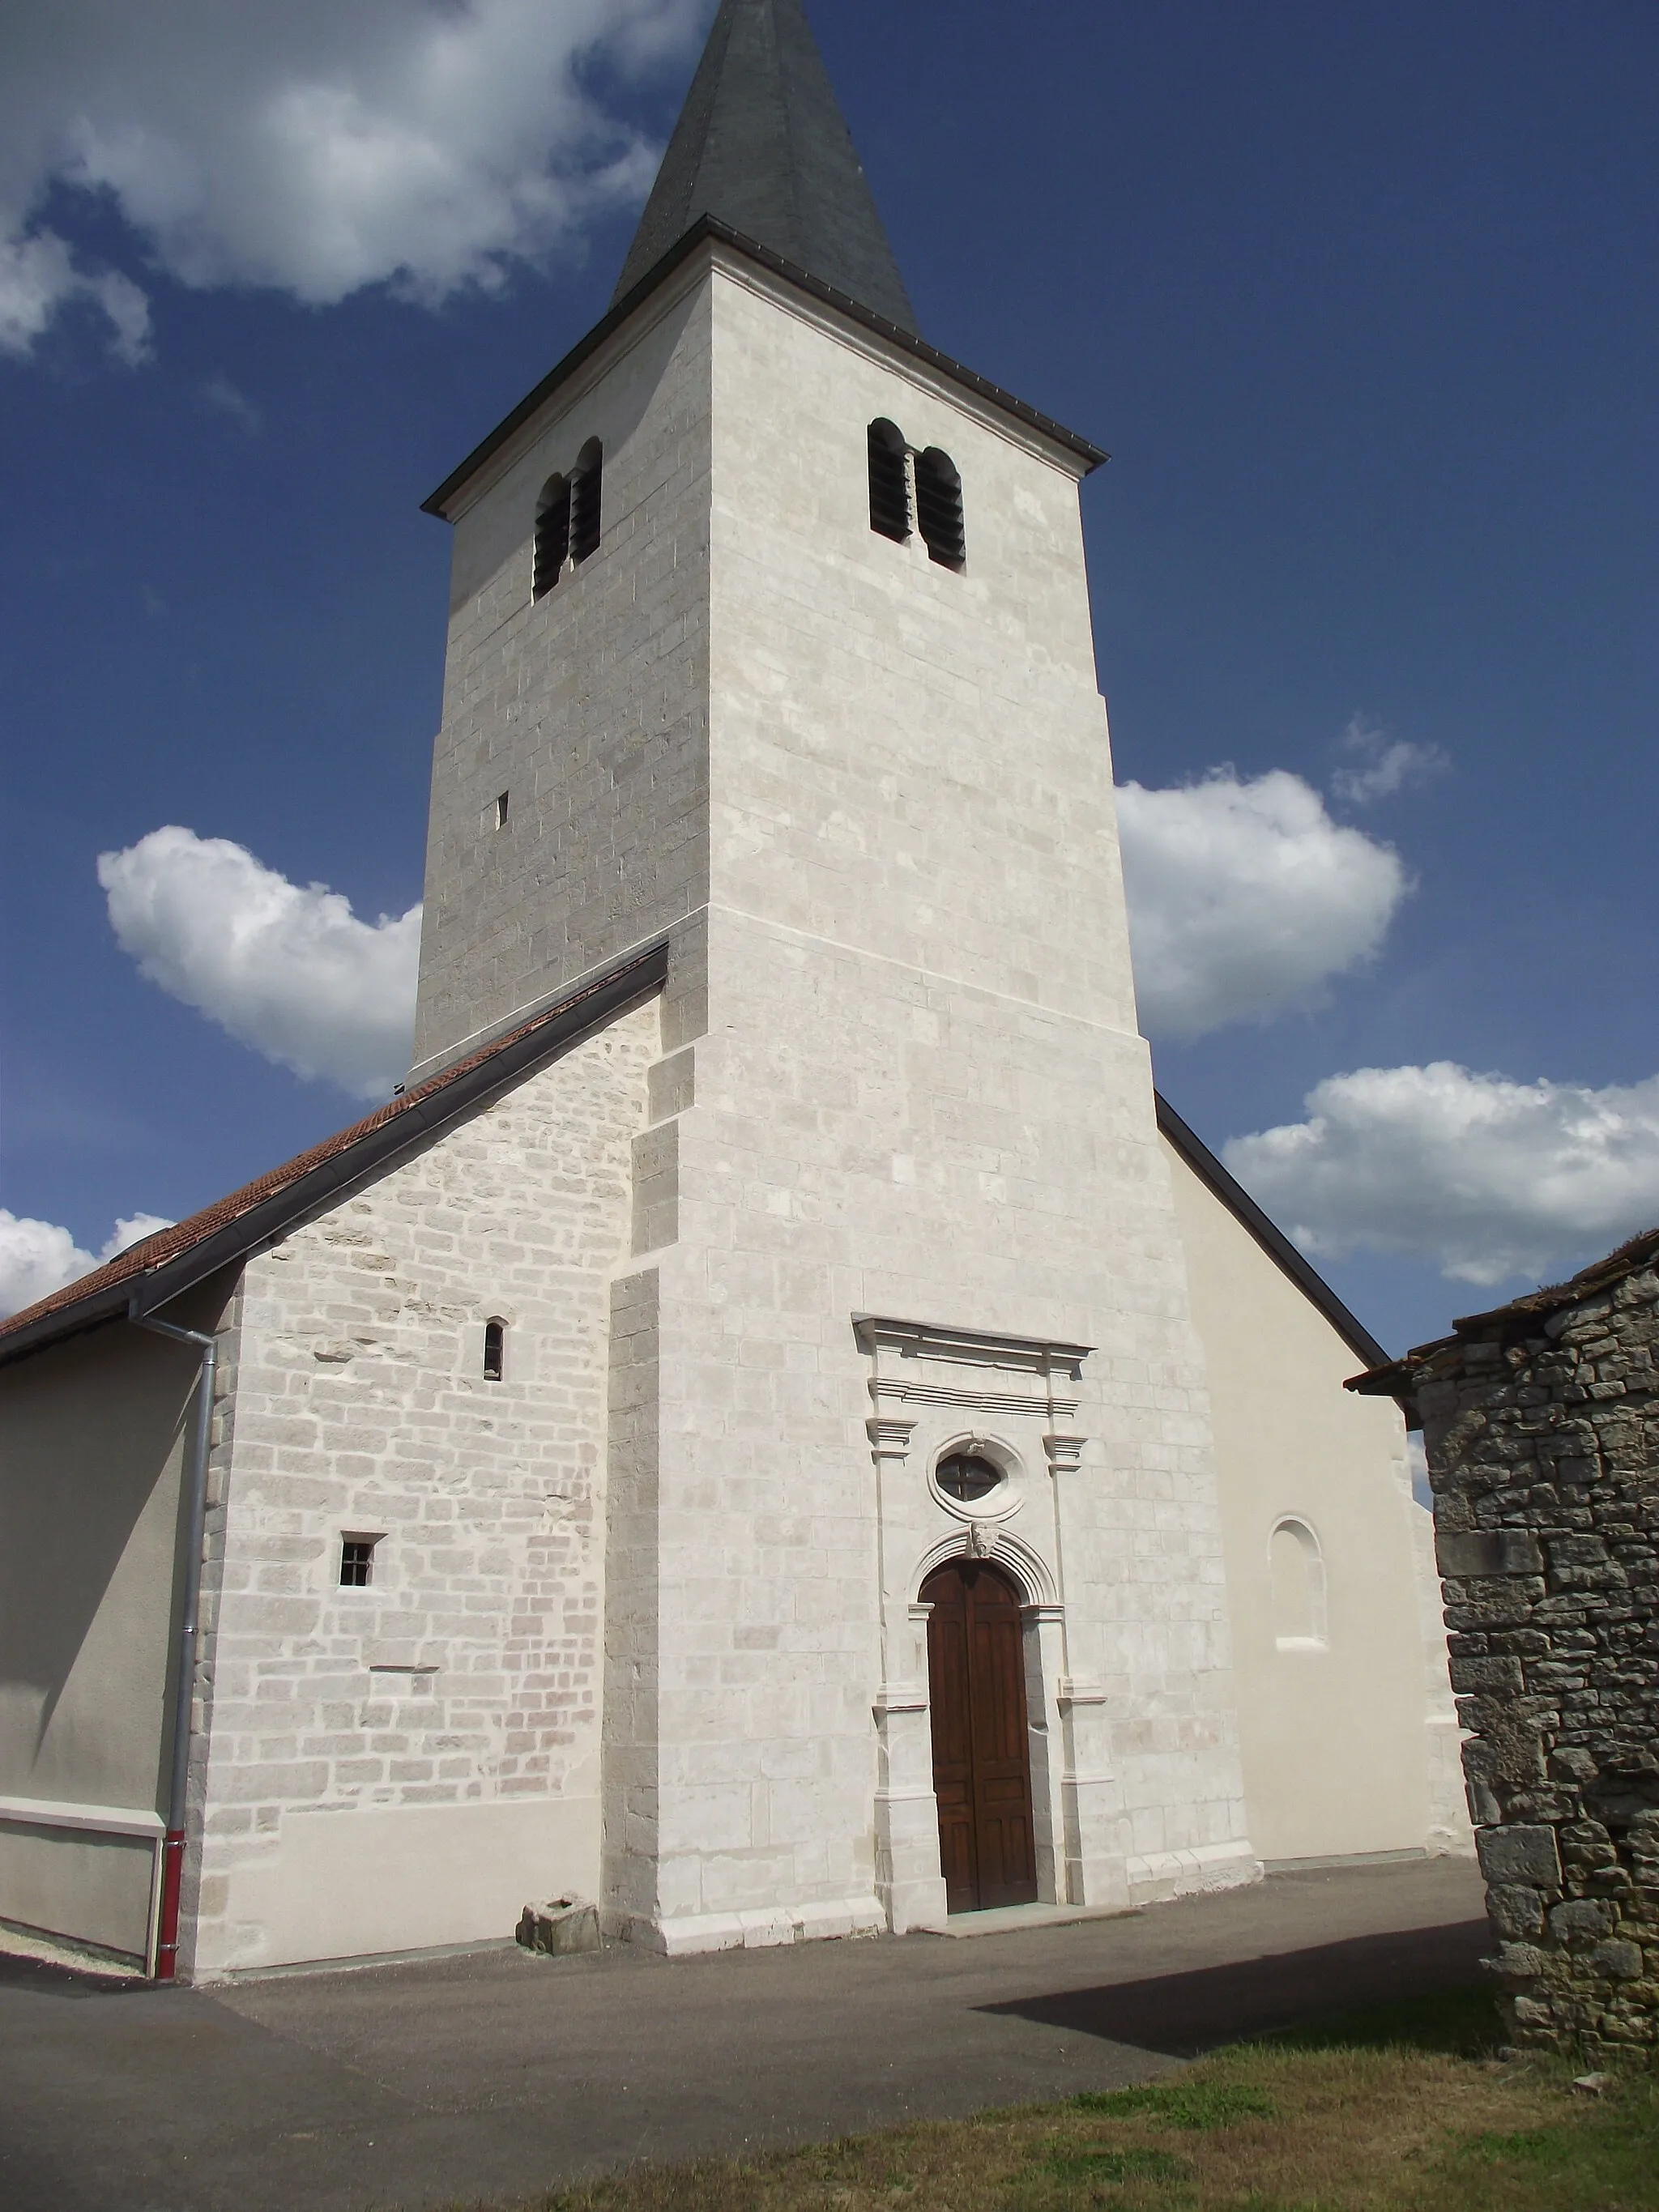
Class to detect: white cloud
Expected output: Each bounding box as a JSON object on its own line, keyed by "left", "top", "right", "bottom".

{"left": 1116, "top": 769, "right": 1409, "bottom": 1041}
{"left": 1330, "top": 715, "right": 1448, "bottom": 806}
{"left": 99, "top": 827, "right": 420, "bottom": 1100}
{"left": 0, "top": 1210, "right": 174, "bottom": 1320}
{"left": 1224, "top": 1061, "right": 1659, "bottom": 1288}
{"left": 0, "top": 228, "right": 150, "bottom": 360}
{"left": 0, "top": 0, "right": 702, "bottom": 355}
{"left": 201, "top": 373, "right": 262, "bottom": 431}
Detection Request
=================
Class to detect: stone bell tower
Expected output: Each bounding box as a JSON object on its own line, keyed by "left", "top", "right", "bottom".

{"left": 412, "top": 0, "right": 1254, "bottom": 1951}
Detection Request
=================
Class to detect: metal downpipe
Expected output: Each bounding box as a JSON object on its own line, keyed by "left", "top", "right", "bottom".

{"left": 129, "top": 1301, "right": 217, "bottom": 1982}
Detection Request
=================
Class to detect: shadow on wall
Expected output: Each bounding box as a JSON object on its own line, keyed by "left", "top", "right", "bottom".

{"left": 0, "top": 1319, "right": 198, "bottom": 1781}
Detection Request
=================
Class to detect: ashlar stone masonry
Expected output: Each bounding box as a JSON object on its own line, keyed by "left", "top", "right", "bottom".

{"left": 0, "top": 0, "right": 1464, "bottom": 1980}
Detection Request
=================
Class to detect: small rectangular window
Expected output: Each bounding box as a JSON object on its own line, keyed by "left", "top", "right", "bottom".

{"left": 339, "top": 1536, "right": 378, "bottom": 1588}
{"left": 494, "top": 791, "right": 509, "bottom": 829}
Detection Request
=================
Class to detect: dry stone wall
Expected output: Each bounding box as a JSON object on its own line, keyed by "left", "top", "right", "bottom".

{"left": 1414, "top": 1251, "right": 1659, "bottom": 2059}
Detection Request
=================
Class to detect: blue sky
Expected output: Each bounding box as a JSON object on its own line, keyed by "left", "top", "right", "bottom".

{"left": 2, "top": 0, "right": 1657, "bottom": 1355}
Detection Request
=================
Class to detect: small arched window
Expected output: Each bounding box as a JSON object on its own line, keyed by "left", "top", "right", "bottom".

{"left": 915, "top": 447, "right": 966, "bottom": 569}
{"left": 1269, "top": 1518, "right": 1327, "bottom": 1650}
{"left": 483, "top": 1319, "right": 506, "bottom": 1383}
{"left": 868, "top": 419, "right": 911, "bottom": 543}
{"left": 533, "top": 475, "right": 570, "bottom": 599}
{"left": 570, "top": 438, "right": 603, "bottom": 563}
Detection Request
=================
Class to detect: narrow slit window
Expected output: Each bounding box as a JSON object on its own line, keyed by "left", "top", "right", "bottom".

{"left": 483, "top": 1318, "right": 506, "bottom": 1382}
{"left": 339, "top": 1536, "right": 379, "bottom": 1588}
{"left": 533, "top": 473, "right": 570, "bottom": 599}
{"left": 570, "top": 438, "right": 603, "bottom": 563}
{"left": 868, "top": 418, "right": 911, "bottom": 543}
{"left": 915, "top": 447, "right": 966, "bottom": 569}
{"left": 493, "top": 791, "right": 510, "bottom": 829}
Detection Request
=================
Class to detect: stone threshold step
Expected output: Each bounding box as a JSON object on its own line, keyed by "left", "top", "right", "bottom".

{"left": 928, "top": 1902, "right": 1135, "bottom": 1939}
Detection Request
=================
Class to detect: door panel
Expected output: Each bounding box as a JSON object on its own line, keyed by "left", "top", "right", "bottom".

{"left": 922, "top": 1561, "right": 1038, "bottom": 1912}
{"left": 926, "top": 1595, "right": 976, "bottom": 1909}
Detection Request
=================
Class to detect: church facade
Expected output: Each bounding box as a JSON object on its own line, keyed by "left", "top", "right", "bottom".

{"left": 0, "top": 0, "right": 1466, "bottom": 1979}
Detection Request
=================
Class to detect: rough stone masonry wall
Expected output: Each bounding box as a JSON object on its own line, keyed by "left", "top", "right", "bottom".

{"left": 1420, "top": 1262, "right": 1659, "bottom": 2058}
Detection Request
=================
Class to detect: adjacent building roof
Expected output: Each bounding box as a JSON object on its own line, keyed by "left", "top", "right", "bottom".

{"left": 1346, "top": 1224, "right": 1659, "bottom": 1409}
{"left": 0, "top": 945, "right": 669, "bottom": 1369}
{"left": 612, "top": 0, "right": 918, "bottom": 335}
{"left": 1, "top": 996, "right": 1395, "bottom": 1392}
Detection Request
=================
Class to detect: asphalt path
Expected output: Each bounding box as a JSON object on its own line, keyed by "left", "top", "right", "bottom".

{"left": 0, "top": 1859, "right": 1489, "bottom": 2212}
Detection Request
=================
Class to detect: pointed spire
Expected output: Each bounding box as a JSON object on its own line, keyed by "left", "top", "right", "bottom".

{"left": 613, "top": 0, "right": 918, "bottom": 334}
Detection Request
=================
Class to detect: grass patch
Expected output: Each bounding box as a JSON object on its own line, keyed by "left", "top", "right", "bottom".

{"left": 1041, "top": 2142, "right": 1188, "bottom": 2182}
{"left": 503, "top": 1986, "right": 1659, "bottom": 2212}
{"left": 1460, "top": 2125, "right": 1576, "bottom": 2164}
{"left": 1069, "top": 2082, "right": 1277, "bottom": 2127}
{"left": 1256, "top": 1978, "right": 1504, "bottom": 2058}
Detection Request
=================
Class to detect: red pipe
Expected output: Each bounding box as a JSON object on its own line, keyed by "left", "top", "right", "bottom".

{"left": 156, "top": 1830, "right": 186, "bottom": 1980}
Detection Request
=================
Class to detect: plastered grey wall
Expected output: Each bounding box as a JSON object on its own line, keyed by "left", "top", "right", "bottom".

{"left": 0, "top": 1323, "right": 186, "bottom": 1811}
{"left": 0, "top": 1274, "right": 234, "bottom": 1954}
{"left": 0, "top": 1826, "right": 155, "bottom": 1961}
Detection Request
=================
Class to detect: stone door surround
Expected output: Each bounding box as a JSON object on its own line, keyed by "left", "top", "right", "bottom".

{"left": 855, "top": 1315, "right": 1117, "bottom": 1930}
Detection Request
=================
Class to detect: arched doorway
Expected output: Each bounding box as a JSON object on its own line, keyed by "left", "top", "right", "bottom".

{"left": 921, "top": 1559, "right": 1038, "bottom": 1912}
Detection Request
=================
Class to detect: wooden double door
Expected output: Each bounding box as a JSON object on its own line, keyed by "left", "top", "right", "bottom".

{"left": 923, "top": 1560, "right": 1038, "bottom": 1912}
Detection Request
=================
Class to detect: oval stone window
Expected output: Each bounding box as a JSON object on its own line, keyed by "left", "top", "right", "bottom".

{"left": 935, "top": 1452, "right": 1004, "bottom": 1503}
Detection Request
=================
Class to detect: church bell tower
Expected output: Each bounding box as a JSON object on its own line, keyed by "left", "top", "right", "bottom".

{"left": 412, "top": 0, "right": 1253, "bottom": 1950}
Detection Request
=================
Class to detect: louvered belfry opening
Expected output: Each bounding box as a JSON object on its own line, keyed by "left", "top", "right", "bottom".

{"left": 868, "top": 418, "right": 911, "bottom": 543}
{"left": 915, "top": 446, "right": 966, "bottom": 569}
{"left": 570, "top": 438, "right": 604, "bottom": 562}
{"left": 533, "top": 474, "right": 570, "bottom": 599}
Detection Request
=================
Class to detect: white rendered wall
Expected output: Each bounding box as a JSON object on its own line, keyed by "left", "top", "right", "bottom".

{"left": 599, "top": 262, "right": 1255, "bottom": 1949}
{"left": 411, "top": 283, "right": 713, "bottom": 1078}
{"left": 409, "top": 248, "right": 1258, "bottom": 1954}
{"left": 186, "top": 1008, "right": 656, "bottom": 1975}
{"left": 1162, "top": 1137, "right": 1471, "bottom": 1864}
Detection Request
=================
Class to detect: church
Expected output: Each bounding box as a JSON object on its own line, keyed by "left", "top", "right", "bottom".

{"left": 0, "top": 0, "right": 1467, "bottom": 1980}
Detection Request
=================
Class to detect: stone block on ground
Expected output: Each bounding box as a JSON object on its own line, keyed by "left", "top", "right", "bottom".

{"left": 518, "top": 1897, "right": 601, "bottom": 1956}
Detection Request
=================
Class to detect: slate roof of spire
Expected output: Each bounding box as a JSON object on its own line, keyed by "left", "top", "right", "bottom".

{"left": 612, "top": 0, "right": 918, "bottom": 335}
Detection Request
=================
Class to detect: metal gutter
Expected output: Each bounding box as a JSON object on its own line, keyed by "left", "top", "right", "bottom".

{"left": 1154, "top": 1092, "right": 1392, "bottom": 1372}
